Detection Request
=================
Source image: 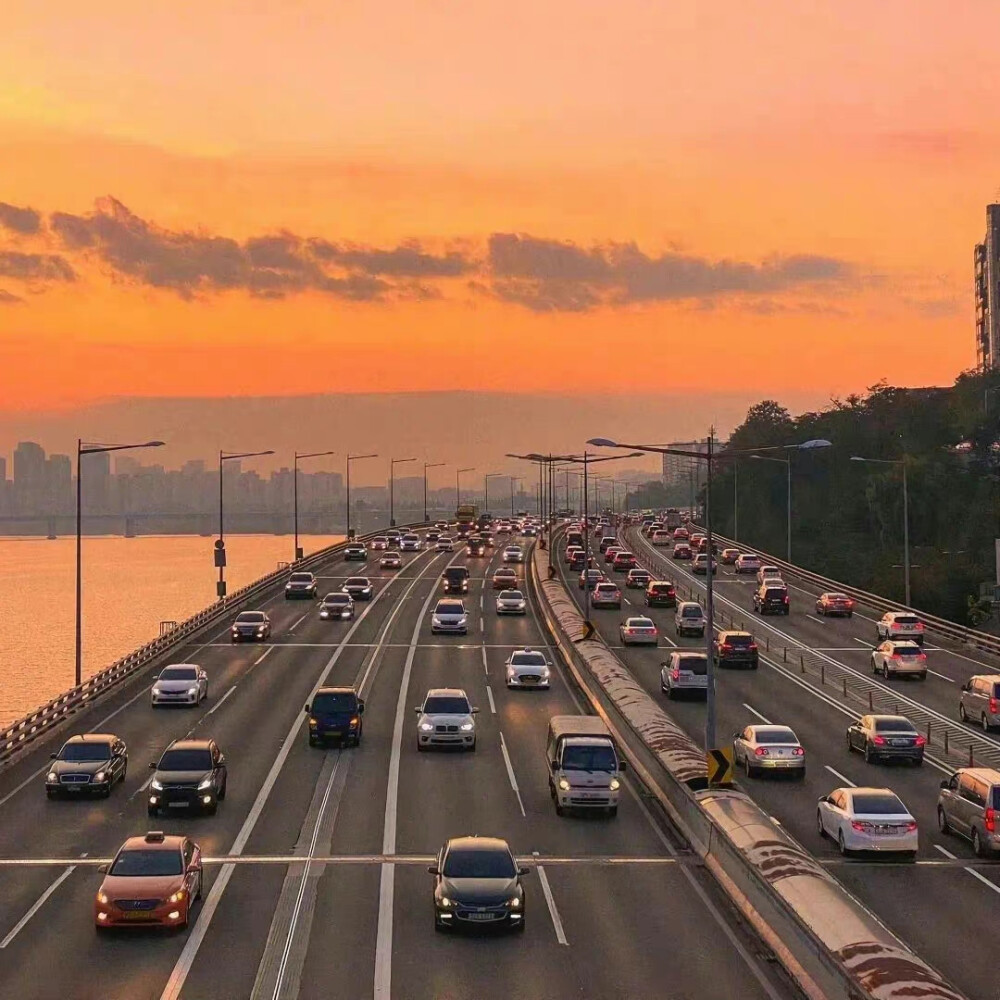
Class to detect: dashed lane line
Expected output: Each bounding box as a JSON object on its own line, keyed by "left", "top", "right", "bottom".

{"left": 532, "top": 851, "right": 568, "bottom": 946}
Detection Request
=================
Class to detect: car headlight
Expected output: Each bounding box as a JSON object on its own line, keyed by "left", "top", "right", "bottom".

{"left": 188, "top": 687, "right": 199, "bottom": 696}
{"left": 96, "top": 891, "right": 109, "bottom": 905}
{"left": 459, "top": 617, "right": 468, "bottom": 626}
{"left": 438, "top": 896, "right": 453, "bottom": 908}
{"left": 285, "top": 584, "right": 292, "bottom": 590}
{"left": 47, "top": 771, "right": 57, "bottom": 783}
{"left": 541, "top": 667, "right": 550, "bottom": 677}
{"left": 342, "top": 610, "right": 351, "bottom": 618}
{"left": 257, "top": 626, "right": 266, "bottom": 633}
{"left": 609, "top": 778, "right": 621, "bottom": 791}
{"left": 419, "top": 722, "right": 434, "bottom": 732}
{"left": 432, "top": 617, "right": 441, "bottom": 626}
{"left": 460, "top": 722, "right": 474, "bottom": 732}
{"left": 95, "top": 771, "right": 106, "bottom": 783}
{"left": 320, "top": 611, "right": 329, "bottom": 618}
{"left": 558, "top": 778, "right": 570, "bottom": 791}
{"left": 197, "top": 777, "right": 213, "bottom": 791}
{"left": 150, "top": 779, "right": 163, "bottom": 791}
{"left": 168, "top": 889, "right": 186, "bottom": 903}
{"left": 508, "top": 896, "right": 521, "bottom": 908}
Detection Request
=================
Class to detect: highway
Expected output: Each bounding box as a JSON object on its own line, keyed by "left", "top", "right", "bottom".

{"left": 0, "top": 529, "right": 795, "bottom": 1000}
{"left": 551, "top": 520, "right": 1000, "bottom": 1000}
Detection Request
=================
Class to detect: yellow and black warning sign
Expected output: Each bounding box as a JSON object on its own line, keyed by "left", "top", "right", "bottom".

{"left": 707, "top": 747, "right": 734, "bottom": 786}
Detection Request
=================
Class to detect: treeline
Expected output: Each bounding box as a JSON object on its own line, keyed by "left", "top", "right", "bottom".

{"left": 705, "top": 372, "right": 1000, "bottom": 624}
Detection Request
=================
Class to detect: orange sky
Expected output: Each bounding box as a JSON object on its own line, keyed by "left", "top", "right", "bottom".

{"left": 1, "top": 0, "right": 998, "bottom": 414}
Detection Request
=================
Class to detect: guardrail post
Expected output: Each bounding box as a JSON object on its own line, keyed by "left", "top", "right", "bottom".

{"left": 927, "top": 722, "right": 932, "bottom": 744}
{"left": 783, "top": 647, "right": 787, "bottom": 663}
{"left": 970, "top": 744, "right": 975, "bottom": 767}
{"left": 868, "top": 691, "right": 873, "bottom": 710}
{"left": 944, "top": 730, "right": 949, "bottom": 755}
{"left": 820, "top": 664, "right": 825, "bottom": 684}
{"left": 842, "top": 678, "right": 847, "bottom": 697}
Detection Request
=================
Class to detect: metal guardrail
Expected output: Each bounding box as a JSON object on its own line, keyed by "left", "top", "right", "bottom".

{"left": 0, "top": 524, "right": 428, "bottom": 767}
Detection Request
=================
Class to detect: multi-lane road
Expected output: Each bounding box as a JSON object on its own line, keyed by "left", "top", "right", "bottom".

{"left": 552, "top": 521, "right": 1000, "bottom": 1000}
{"left": 0, "top": 531, "right": 796, "bottom": 1000}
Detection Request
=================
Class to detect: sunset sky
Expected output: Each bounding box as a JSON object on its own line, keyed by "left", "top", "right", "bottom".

{"left": 1, "top": 1, "right": 998, "bottom": 439}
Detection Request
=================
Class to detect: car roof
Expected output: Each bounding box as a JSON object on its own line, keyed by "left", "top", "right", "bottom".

{"left": 165, "top": 739, "right": 213, "bottom": 751}
{"left": 65, "top": 733, "right": 117, "bottom": 744}
{"left": 869, "top": 714, "right": 912, "bottom": 724}
{"left": 677, "top": 601, "right": 701, "bottom": 609}
{"left": 426, "top": 687, "right": 468, "bottom": 698}
{"left": 719, "top": 631, "right": 752, "bottom": 639}
{"left": 445, "top": 835, "right": 511, "bottom": 853}
{"left": 969, "top": 674, "right": 1000, "bottom": 681}
{"left": 316, "top": 686, "right": 358, "bottom": 696}
{"left": 748, "top": 725, "right": 796, "bottom": 735}
{"left": 626, "top": 616, "right": 653, "bottom": 624}
{"left": 954, "top": 767, "right": 1000, "bottom": 782}
{"left": 121, "top": 833, "right": 186, "bottom": 852}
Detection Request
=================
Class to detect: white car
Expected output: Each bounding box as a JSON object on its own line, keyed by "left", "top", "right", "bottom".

{"left": 876, "top": 611, "right": 925, "bottom": 645}
{"left": 371, "top": 536, "right": 388, "bottom": 551}
{"left": 733, "top": 725, "right": 805, "bottom": 778}
{"left": 431, "top": 599, "right": 468, "bottom": 634}
{"left": 415, "top": 688, "right": 478, "bottom": 750}
{"left": 400, "top": 533, "right": 422, "bottom": 552}
{"left": 619, "top": 616, "right": 658, "bottom": 646}
{"left": 505, "top": 649, "right": 551, "bottom": 688}
{"left": 870, "top": 640, "right": 927, "bottom": 680}
{"left": 756, "top": 565, "right": 783, "bottom": 586}
{"left": 151, "top": 664, "right": 208, "bottom": 707}
{"left": 502, "top": 545, "right": 525, "bottom": 563}
{"left": 436, "top": 536, "right": 454, "bottom": 552}
{"left": 817, "top": 787, "right": 917, "bottom": 859}
{"left": 734, "top": 554, "right": 762, "bottom": 575}
{"left": 675, "top": 602, "right": 706, "bottom": 637}
{"left": 496, "top": 589, "right": 527, "bottom": 615}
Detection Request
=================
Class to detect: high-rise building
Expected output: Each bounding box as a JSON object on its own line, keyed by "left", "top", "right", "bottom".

{"left": 12, "top": 441, "right": 47, "bottom": 513}
{"left": 975, "top": 204, "right": 1000, "bottom": 370}
{"left": 661, "top": 441, "right": 708, "bottom": 488}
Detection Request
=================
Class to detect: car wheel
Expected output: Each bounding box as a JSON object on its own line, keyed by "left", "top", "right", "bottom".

{"left": 973, "top": 829, "right": 986, "bottom": 858}
{"left": 846, "top": 732, "right": 853, "bottom": 753}
{"left": 744, "top": 757, "right": 755, "bottom": 779}
{"left": 308, "top": 736, "right": 317, "bottom": 747}
{"left": 816, "top": 811, "right": 826, "bottom": 838}
{"left": 666, "top": 687, "right": 675, "bottom": 700}
{"left": 983, "top": 714, "right": 992, "bottom": 733}
{"left": 960, "top": 703, "right": 969, "bottom": 723}
{"left": 607, "top": 805, "right": 618, "bottom": 817}
{"left": 882, "top": 664, "right": 890, "bottom": 680}
{"left": 434, "top": 917, "right": 447, "bottom": 933}
{"left": 468, "top": 739, "right": 477, "bottom": 753}
{"left": 102, "top": 784, "right": 112, "bottom": 799}
{"left": 148, "top": 806, "right": 158, "bottom": 817}
{"left": 937, "top": 807, "right": 951, "bottom": 834}
{"left": 555, "top": 803, "right": 564, "bottom": 816}
{"left": 417, "top": 741, "right": 426, "bottom": 753}
{"left": 218, "top": 779, "right": 227, "bottom": 800}
{"left": 847, "top": 612, "right": 853, "bottom": 618}
{"left": 195, "top": 872, "right": 203, "bottom": 901}
{"left": 864, "top": 742, "right": 875, "bottom": 764}
{"left": 515, "top": 917, "right": 526, "bottom": 933}
{"left": 46, "top": 789, "right": 57, "bottom": 800}
{"left": 838, "top": 830, "right": 849, "bottom": 856}
{"left": 207, "top": 801, "right": 218, "bottom": 816}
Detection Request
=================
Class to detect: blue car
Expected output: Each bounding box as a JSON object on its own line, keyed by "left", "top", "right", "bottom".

{"left": 305, "top": 687, "right": 365, "bottom": 747}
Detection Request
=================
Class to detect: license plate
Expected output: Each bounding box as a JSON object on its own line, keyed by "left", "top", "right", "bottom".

{"left": 121, "top": 911, "right": 155, "bottom": 921}
{"left": 168, "top": 801, "right": 188, "bottom": 808}
{"left": 466, "top": 912, "right": 496, "bottom": 921}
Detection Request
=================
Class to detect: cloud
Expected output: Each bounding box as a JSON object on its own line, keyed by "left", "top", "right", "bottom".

{"left": 309, "top": 239, "right": 472, "bottom": 277}
{"left": 485, "top": 233, "right": 857, "bottom": 311}
{"left": 0, "top": 202, "right": 42, "bottom": 235}
{"left": 0, "top": 288, "right": 24, "bottom": 304}
{"left": 0, "top": 251, "right": 75, "bottom": 282}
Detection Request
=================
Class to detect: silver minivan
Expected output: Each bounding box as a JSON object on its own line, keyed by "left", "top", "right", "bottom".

{"left": 959, "top": 674, "right": 1000, "bottom": 731}
{"left": 937, "top": 767, "right": 1000, "bottom": 856}
{"left": 674, "top": 601, "right": 706, "bottom": 637}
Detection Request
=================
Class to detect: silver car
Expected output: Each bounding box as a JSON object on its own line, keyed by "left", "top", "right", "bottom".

{"left": 870, "top": 640, "right": 927, "bottom": 680}
{"left": 415, "top": 688, "right": 478, "bottom": 750}
{"left": 817, "top": 787, "right": 918, "bottom": 858}
{"left": 503, "top": 545, "right": 525, "bottom": 563}
{"left": 660, "top": 652, "right": 708, "bottom": 699}
{"left": 937, "top": 767, "right": 1000, "bottom": 856}
{"left": 734, "top": 725, "right": 805, "bottom": 778}
{"left": 436, "top": 536, "right": 454, "bottom": 552}
{"left": 400, "top": 533, "right": 421, "bottom": 551}
{"left": 505, "top": 649, "right": 551, "bottom": 689}
{"left": 431, "top": 599, "right": 468, "bottom": 634}
{"left": 959, "top": 674, "right": 1000, "bottom": 731}
{"left": 151, "top": 664, "right": 208, "bottom": 707}
{"left": 496, "top": 589, "right": 527, "bottom": 615}
{"left": 675, "top": 601, "right": 706, "bottom": 637}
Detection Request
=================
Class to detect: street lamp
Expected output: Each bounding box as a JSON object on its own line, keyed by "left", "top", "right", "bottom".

{"left": 346, "top": 453, "right": 378, "bottom": 540}
{"left": 293, "top": 450, "right": 335, "bottom": 561}
{"left": 389, "top": 457, "right": 416, "bottom": 527}
{"left": 484, "top": 473, "right": 504, "bottom": 517}
{"left": 850, "top": 455, "right": 911, "bottom": 606}
{"left": 218, "top": 449, "right": 274, "bottom": 601}
{"left": 76, "top": 439, "right": 165, "bottom": 686}
{"left": 423, "top": 462, "right": 446, "bottom": 522}
{"left": 456, "top": 467, "right": 475, "bottom": 508}
{"left": 510, "top": 476, "right": 521, "bottom": 517}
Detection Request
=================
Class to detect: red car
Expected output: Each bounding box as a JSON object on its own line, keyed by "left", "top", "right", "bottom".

{"left": 612, "top": 551, "right": 637, "bottom": 572}
{"left": 672, "top": 527, "right": 689, "bottom": 542}
{"left": 673, "top": 543, "right": 693, "bottom": 560}
{"left": 815, "top": 592, "right": 855, "bottom": 617}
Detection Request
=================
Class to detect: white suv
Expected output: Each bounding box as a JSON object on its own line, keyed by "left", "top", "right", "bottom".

{"left": 876, "top": 611, "right": 925, "bottom": 645}
{"left": 415, "top": 688, "right": 478, "bottom": 750}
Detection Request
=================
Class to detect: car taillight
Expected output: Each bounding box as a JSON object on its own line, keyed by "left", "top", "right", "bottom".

{"left": 851, "top": 820, "right": 872, "bottom": 832}
{"left": 792, "top": 747, "right": 804, "bottom": 756}
{"left": 668, "top": 588, "right": 675, "bottom": 596}
{"left": 985, "top": 808, "right": 996, "bottom": 833}
{"left": 721, "top": 643, "right": 733, "bottom": 652}
{"left": 783, "top": 595, "right": 789, "bottom": 603}
{"left": 915, "top": 623, "right": 924, "bottom": 631}
{"left": 906, "top": 821, "right": 918, "bottom": 833}
{"left": 890, "top": 654, "right": 901, "bottom": 660}
{"left": 872, "top": 735, "right": 886, "bottom": 745}
{"left": 749, "top": 643, "right": 758, "bottom": 651}
{"left": 918, "top": 653, "right": 926, "bottom": 661}
{"left": 754, "top": 747, "right": 769, "bottom": 756}
{"left": 671, "top": 667, "right": 680, "bottom": 680}
{"left": 991, "top": 698, "right": 999, "bottom": 715}
{"left": 915, "top": 735, "right": 926, "bottom": 747}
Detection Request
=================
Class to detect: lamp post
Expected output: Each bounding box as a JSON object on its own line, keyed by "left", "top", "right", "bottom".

{"left": 484, "top": 473, "right": 504, "bottom": 518}
{"left": 218, "top": 449, "right": 274, "bottom": 602}
{"left": 346, "top": 453, "right": 378, "bottom": 540}
{"left": 76, "top": 439, "right": 165, "bottom": 687}
{"left": 510, "top": 476, "right": 521, "bottom": 517}
{"left": 293, "top": 450, "right": 335, "bottom": 561}
{"left": 749, "top": 454, "right": 791, "bottom": 561}
{"left": 456, "top": 467, "right": 475, "bottom": 508}
{"left": 389, "top": 457, "right": 416, "bottom": 527}
{"left": 850, "top": 455, "right": 910, "bottom": 606}
{"left": 423, "top": 462, "right": 446, "bottom": 522}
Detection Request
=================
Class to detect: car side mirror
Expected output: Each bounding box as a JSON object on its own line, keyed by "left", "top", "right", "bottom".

{"left": 358, "top": 701, "right": 365, "bottom": 714}
{"left": 148, "top": 762, "right": 157, "bottom": 769}
{"left": 518, "top": 866, "right": 530, "bottom": 877}
{"left": 428, "top": 865, "right": 440, "bottom": 875}
{"left": 619, "top": 759, "right": 627, "bottom": 771}
{"left": 940, "top": 779, "right": 950, "bottom": 789}
{"left": 50, "top": 752, "right": 57, "bottom": 759}
{"left": 217, "top": 755, "right": 225, "bottom": 766}
{"left": 414, "top": 707, "right": 422, "bottom": 713}
{"left": 97, "top": 864, "right": 108, "bottom": 874}
{"left": 187, "top": 863, "right": 201, "bottom": 873}
{"left": 304, "top": 703, "right": 311, "bottom": 714}
{"left": 472, "top": 707, "right": 480, "bottom": 714}
{"left": 962, "top": 682, "right": 970, "bottom": 691}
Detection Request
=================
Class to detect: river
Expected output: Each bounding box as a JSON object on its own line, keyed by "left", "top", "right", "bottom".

{"left": 0, "top": 534, "right": 343, "bottom": 728}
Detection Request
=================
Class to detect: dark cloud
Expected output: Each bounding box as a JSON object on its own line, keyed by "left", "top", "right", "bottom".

{"left": 0, "top": 251, "right": 75, "bottom": 282}
{"left": 485, "top": 233, "right": 857, "bottom": 311}
{"left": 0, "top": 288, "right": 24, "bottom": 304}
{"left": 309, "top": 238, "right": 472, "bottom": 277}
{"left": 0, "top": 202, "right": 42, "bottom": 235}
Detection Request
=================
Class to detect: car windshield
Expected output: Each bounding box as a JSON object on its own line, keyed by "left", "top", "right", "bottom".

{"left": 289, "top": 573, "right": 312, "bottom": 582}
{"left": 725, "top": 635, "right": 753, "bottom": 647}
{"left": 312, "top": 692, "right": 357, "bottom": 713}
{"left": 159, "top": 666, "right": 197, "bottom": 680}
{"left": 851, "top": 793, "right": 907, "bottom": 815}
{"left": 346, "top": 578, "right": 369, "bottom": 586}
{"left": 403, "top": 535, "right": 418, "bottom": 541}
{"left": 501, "top": 591, "right": 524, "bottom": 600}
{"left": 442, "top": 847, "right": 515, "bottom": 879}
{"left": 158, "top": 749, "right": 213, "bottom": 771}
{"left": 423, "top": 696, "right": 471, "bottom": 714}
{"left": 110, "top": 849, "right": 183, "bottom": 877}
{"left": 59, "top": 742, "right": 112, "bottom": 761}
{"left": 764, "top": 589, "right": 786, "bottom": 599}
{"left": 562, "top": 745, "right": 618, "bottom": 771}
{"left": 874, "top": 718, "right": 916, "bottom": 733}
{"left": 324, "top": 595, "right": 350, "bottom": 604}
{"left": 674, "top": 655, "right": 708, "bottom": 674}
{"left": 435, "top": 603, "right": 464, "bottom": 615}
{"left": 511, "top": 653, "right": 546, "bottom": 665}
{"left": 629, "top": 618, "right": 654, "bottom": 628}
{"left": 236, "top": 613, "right": 265, "bottom": 623}
{"left": 681, "top": 607, "right": 703, "bottom": 618}
{"left": 756, "top": 729, "right": 798, "bottom": 744}
{"left": 893, "top": 615, "right": 920, "bottom": 625}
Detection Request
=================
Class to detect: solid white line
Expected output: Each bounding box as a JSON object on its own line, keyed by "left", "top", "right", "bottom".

{"left": 254, "top": 646, "right": 275, "bottom": 666}
{"left": 742, "top": 703, "right": 772, "bottom": 725}
{"left": 205, "top": 684, "right": 238, "bottom": 717}
{"left": 532, "top": 852, "right": 568, "bottom": 945}
{"left": 926, "top": 668, "right": 954, "bottom": 683}
{"left": 288, "top": 614, "right": 308, "bottom": 633}
{"left": 851, "top": 637, "right": 873, "bottom": 647}
{"left": 158, "top": 564, "right": 414, "bottom": 1000}
{"left": 934, "top": 844, "right": 1000, "bottom": 895}
{"left": 374, "top": 550, "right": 460, "bottom": 1000}
{"left": 499, "top": 732, "right": 526, "bottom": 817}
{"left": 806, "top": 615, "right": 827, "bottom": 624}
{"left": 0, "top": 862, "right": 77, "bottom": 948}
{"left": 486, "top": 686, "right": 497, "bottom": 714}
{"left": 824, "top": 765, "right": 856, "bottom": 787}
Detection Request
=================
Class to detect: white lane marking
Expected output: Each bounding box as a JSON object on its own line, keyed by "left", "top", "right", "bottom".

{"left": 623, "top": 597, "right": 631, "bottom": 606}
{"left": 254, "top": 647, "right": 275, "bottom": 666}
{"left": 0, "top": 858, "right": 80, "bottom": 948}
{"left": 158, "top": 551, "right": 434, "bottom": 1000}
{"left": 499, "top": 731, "right": 526, "bottom": 817}
{"left": 288, "top": 614, "right": 308, "bottom": 633}
{"left": 806, "top": 615, "right": 827, "bottom": 624}
{"left": 824, "top": 765, "right": 856, "bottom": 787}
{"left": 206, "top": 684, "right": 238, "bottom": 717}
{"left": 531, "top": 852, "right": 568, "bottom": 945}
{"left": 479, "top": 594, "right": 484, "bottom": 611}
{"left": 482, "top": 646, "right": 489, "bottom": 676}
{"left": 374, "top": 550, "right": 461, "bottom": 1000}
{"left": 935, "top": 844, "right": 1000, "bottom": 895}
{"left": 742, "top": 703, "right": 772, "bottom": 725}
{"left": 486, "top": 686, "right": 497, "bottom": 714}
{"left": 852, "top": 637, "right": 874, "bottom": 646}
{"left": 926, "top": 668, "right": 954, "bottom": 683}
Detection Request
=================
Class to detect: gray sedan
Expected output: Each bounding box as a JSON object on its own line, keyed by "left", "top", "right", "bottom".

{"left": 733, "top": 725, "right": 805, "bottom": 778}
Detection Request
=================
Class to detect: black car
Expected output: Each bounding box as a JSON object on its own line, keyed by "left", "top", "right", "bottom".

{"left": 231, "top": 610, "right": 272, "bottom": 642}
{"left": 305, "top": 687, "right": 365, "bottom": 747}
{"left": 344, "top": 544, "right": 367, "bottom": 562}
{"left": 466, "top": 536, "right": 487, "bottom": 557}
{"left": 284, "top": 571, "right": 318, "bottom": 599}
{"left": 625, "top": 569, "right": 651, "bottom": 590}
{"left": 644, "top": 581, "right": 677, "bottom": 608}
{"left": 319, "top": 592, "right": 355, "bottom": 620}
{"left": 148, "top": 739, "right": 227, "bottom": 816}
{"left": 714, "top": 631, "right": 759, "bottom": 669}
{"left": 46, "top": 733, "right": 128, "bottom": 799}
{"left": 753, "top": 583, "right": 789, "bottom": 615}
{"left": 443, "top": 566, "right": 471, "bottom": 594}
{"left": 430, "top": 836, "right": 528, "bottom": 933}
{"left": 846, "top": 715, "right": 925, "bottom": 766}
{"left": 343, "top": 576, "right": 374, "bottom": 600}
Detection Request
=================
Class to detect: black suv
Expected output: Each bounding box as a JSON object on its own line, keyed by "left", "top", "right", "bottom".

{"left": 466, "top": 536, "right": 486, "bottom": 557}
{"left": 644, "top": 581, "right": 677, "bottom": 608}
{"left": 148, "top": 739, "right": 227, "bottom": 816}
{"left": 753, "top": 583, "right": 789, "bottom": 615}
{"left": 305, "top": 687, "right": 365, "bottom": 747}
{"left": 714, "top": 631, "right": 759, "bottom": 669}
{"left": 443, "top": 566, "right": 471, "bottom": 594}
